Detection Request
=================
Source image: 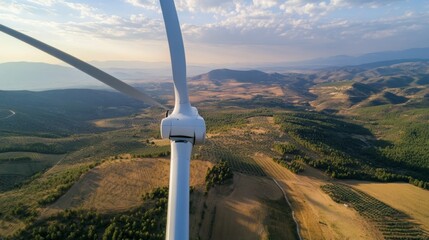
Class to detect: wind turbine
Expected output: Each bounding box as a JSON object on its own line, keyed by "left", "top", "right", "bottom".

{"left": 0, "top": 0, "right": 204, "bottom": 239}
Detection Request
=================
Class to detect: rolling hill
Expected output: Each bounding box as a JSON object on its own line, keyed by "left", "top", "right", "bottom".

{"left": 310, "top": 60, "right": 429, "bottom": 111}
{"left": 0, "top": 89, "right": 148, "bottom": 135}
{"left": 0, "top": 59, "right": 428, "bottom": 240}
{"left": 187, "top": 60, "right": 429, "bottom": 111}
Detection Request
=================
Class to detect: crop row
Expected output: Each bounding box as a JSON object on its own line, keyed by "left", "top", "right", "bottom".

{"left": 198, "top": 141, "right": 266, "bottom": 177}
{"left": 321, "top": 183, "right": 428, "bottom": 239}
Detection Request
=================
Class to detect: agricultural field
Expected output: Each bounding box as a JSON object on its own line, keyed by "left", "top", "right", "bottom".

{"left": 322, "top": 183, "right": 429, "bottom": 240}
{"left": 197, "top": 140, "right": 266, "bottom": 177}
{"left": 203, "top": 174, "right": 296, "bottom": 240}
{"left": 199, "top": 112, "right": 382, "bottom": 239}
{"left": 345, "top": 181, "right": 429, "bottom": 232}
{"left": 253, "top": 152, "right": 382, "bottom": 240}
{"left": 43, "top": 158, "right": 212, "bottom": 214}
{"left": 200, "top": 109, "right": 428, "bottom": 240}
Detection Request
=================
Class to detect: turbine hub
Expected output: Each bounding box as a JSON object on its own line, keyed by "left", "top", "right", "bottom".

{"left": 160, "top": 106, "right": 205, "bottom": 145}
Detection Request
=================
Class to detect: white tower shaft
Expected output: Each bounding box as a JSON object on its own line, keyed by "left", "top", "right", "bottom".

{"left": 166, "top": 141, "right": 192, "bottom": 240}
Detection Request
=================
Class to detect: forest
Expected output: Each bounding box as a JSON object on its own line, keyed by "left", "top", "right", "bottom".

{"left": 274, "top": 111, "right": 429, "bottom": 189}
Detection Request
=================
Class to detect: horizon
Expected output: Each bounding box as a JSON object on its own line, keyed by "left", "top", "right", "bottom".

{"left": 1, "top": 0, "right": 429, "bottom": 66}
{"left": 2, "top": 45, "right": 429, "bottom": 68}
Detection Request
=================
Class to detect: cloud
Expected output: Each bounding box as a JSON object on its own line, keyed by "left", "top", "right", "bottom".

{"left": 0, "top": 1, "right": 29, "bottom": 14}
{"left": 47, "top": 0, "right": 427, "bottom": 50}
{"left": 62, "top": 2, "right": 97, "bottom": 18}
{"left": 27, "top": 0, "right": 56, "bottom": 6}
{"left": 125, "top": 0, "right": 158, "bottom": 10}
{"left": 176, "top": 0, "right": 234, "bottom": 13}
{"left": 1, "top": 0, "right": 428, "bottom": 63}
{"left": 253, "top": 0, "right": 277, "bottom": 9}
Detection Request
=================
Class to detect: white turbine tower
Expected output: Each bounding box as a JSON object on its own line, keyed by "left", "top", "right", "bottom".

{"left": 0, "top": 1, "right": 204, "bottom": 239}
{"left": 160, "top": 1, "right": 206, "bottom": 240}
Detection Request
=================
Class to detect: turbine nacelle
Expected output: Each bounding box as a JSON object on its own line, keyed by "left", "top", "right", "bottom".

{"left": 161, "top": 106, "right": 206, "bottom": 145}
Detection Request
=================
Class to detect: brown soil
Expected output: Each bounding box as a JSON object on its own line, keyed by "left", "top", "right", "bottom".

{"left": 197, "top": 174, "right": 283, "bottom": 240}
{"left": 43, "top": 158, "right": 212, "bottom": 216}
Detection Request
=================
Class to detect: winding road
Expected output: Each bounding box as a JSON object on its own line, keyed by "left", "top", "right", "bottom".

{"left": 272, "top": 178, "right": 303, "bottom": 240}
{"left": 0, "top": 109, "right": 15, "bottom": 120}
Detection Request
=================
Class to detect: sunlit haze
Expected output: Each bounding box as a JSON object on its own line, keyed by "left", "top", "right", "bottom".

{"left": 1, "top": 0, "right": 428, "bottom": 66}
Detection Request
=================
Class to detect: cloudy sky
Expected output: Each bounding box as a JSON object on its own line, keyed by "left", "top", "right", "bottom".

{"left": 1, "top": 0, "right": 428, "bottom": 66}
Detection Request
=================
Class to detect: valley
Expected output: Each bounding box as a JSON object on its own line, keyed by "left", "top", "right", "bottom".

{"left": 0, "top": 59, "right": 428, "bottom": 239}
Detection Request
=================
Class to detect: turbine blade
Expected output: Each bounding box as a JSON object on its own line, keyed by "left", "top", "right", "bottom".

{"left": 160, "top": 0, "right": 190, "bottom": 110}
{"left": 0, "top": 24, "right": 167, "bottom": 110}
{"left": 166, "top": 140, "right": 192, "bottom": 240}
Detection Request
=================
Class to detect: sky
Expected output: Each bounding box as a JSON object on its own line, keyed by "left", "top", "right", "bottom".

{"left": 1, "top": 0, "right": 429, "bottom": 66}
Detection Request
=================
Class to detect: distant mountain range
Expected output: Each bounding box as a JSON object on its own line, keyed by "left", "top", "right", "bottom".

{"left": 1, "top": 47, "right": 429, "bottom": 90}
{"left": 0, "top": 62, "right": 213, "bottom": 91}
{"left": 1, "top": 59, "right": 428, "bottom": 134}
{"left": 289, "top": 47, "right": 429, "bottom": 68}
{"left": 190, "top": 59, "right": 429, "bottom": 111}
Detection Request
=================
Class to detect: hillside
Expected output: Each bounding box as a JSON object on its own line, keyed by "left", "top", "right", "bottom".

{"left": 190, "top": 69, "right": 315, "bottom": 106}
{"left": 1, "top": 60, "right": 428, "bottom": 239}
{"left": 310, "top": 60, "right": 429, "bottom": 111}
{"left": 187, "top": 60, "right": 429, "bottom": 112}
{"left": 0, "top": 89, "right": 151, "bottom": 136}
{"left": 191, "top": 69, "right": 285, "bottom": 84}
